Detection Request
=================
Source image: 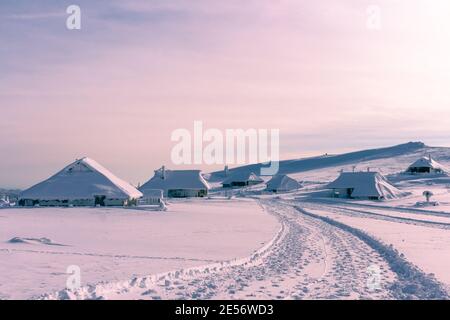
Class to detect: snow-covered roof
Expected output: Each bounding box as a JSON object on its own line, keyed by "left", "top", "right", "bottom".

{"left": 139, "top": 168, "right": 210, "bottom": 192}
{"left": 326, "top": 172, "right": 405, "bottom": 200}
{"left": 20, "top": 157, "right": 143, "bottom": 200}
{"left": 266, "top": 174, "right": 301, "bottom": 191}
{"left": 407, "top": 156, "right": 448, "bottom": 172}
{"left": 222, "top": 171, "right": 264, "bottom": 184}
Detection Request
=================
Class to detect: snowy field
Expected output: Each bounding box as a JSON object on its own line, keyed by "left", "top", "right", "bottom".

{"left": 0, "top": 199, "right": 278, "bottom": 299}
{"left": 2, "top": 142, "right": 450, "bottom": 300}
{"left": 297, "top": 199, "right": 450, "bottom": 287}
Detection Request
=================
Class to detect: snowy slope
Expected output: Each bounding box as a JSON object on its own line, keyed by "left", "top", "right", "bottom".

{"left": 208, "top": 142, "right": 450, "bottom": 184}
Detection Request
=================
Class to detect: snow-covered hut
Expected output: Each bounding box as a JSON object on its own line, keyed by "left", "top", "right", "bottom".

{"left": 222, "top": 171, "right": 264, "bottom": 188}
{"left": 266, "top": 174, "right": 301, "bottom": 193}
{"left": 326, "top": 171, "right": 405, "bottom": 200}
{"left": 19, "top": 157, "right": 142, "bottom": 207}
{"left": 139, "top": 166, "right": 210, "bottom": 198}
{"left": 405, "top": 155, "right": 448, "bottom": 175}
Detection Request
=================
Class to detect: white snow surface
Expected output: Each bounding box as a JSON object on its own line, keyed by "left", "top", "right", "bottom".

{"left": 0, "top": 199, "right": 278, "bottom": 299}
{"left": 297, "top": 200, "right": 450, "bottom": 289}
{"left": 3, "top": 141, "right": 450, "bottom": 300}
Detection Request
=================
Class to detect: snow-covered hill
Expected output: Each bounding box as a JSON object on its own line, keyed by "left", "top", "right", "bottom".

{"left": 208, "top": 141, "right": 450, "bottom": 184}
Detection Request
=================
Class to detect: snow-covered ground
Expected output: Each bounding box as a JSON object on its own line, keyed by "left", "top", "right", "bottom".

{"left": 297, "top": 200, "right": 450, "bottom": 290}
{"left": 2, "top": 142, "right": 450, "bottom": 300}
{"left": 0, "top": 199, "right": 278, "bottom": 299}
{"left": 41, "top": 200, "right": 399, "bottom": 300}
{"left": 40, "top": 198, "right": 449, "bottom": 300}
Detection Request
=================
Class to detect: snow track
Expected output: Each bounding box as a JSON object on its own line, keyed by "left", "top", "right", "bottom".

{"left": 315, "top": 200, "right": 450, "bottom": 218}
{"left": 0, "top": 248, "right": 220, "bottom": 263}
{"left": 295, "top": 206, "right": 449, "bottom": 299}
{"left": 42, "top": 200, "right": 406, "bottom": 300}
{"left": 300, "top": 201, "right": 450, "bottom": 230}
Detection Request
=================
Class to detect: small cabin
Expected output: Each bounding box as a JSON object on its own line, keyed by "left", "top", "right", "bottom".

{"left": 222, "top": 172, "right": 264, "bottom": 188}
{"left": 405, "top": 155, "right": 448, "bottom": 175}
{"left": 19, "top": 157, "right": 143, "bottom": 207}
{"left": 139, "top": 167, "right": 210, "bottom": 198}
{"left": 326, "top": 171, "right": 405, "bottom": 200}
{"left": 266, "top": 174, "right": 301, "bottom": 193}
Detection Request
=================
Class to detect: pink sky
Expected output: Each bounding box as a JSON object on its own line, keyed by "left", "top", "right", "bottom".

{"left": 1, "top": 0, "right": 450, "bottom": 188}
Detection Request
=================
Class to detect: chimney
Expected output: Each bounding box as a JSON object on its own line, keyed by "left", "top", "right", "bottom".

{"left": 367, "top": 167, "right": 370, "bottom": 172}
{"left": 224, "top": 165, "right": 229, "bottom": 176}
{"left": 429, "top": 154, "right": 432, "bottom": 162}
{"left": 161, "top": 165, "right": 166, "bottom": 180}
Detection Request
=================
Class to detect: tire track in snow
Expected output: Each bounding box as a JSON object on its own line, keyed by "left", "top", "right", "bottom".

{"left": 41, "top": 200, "right": 397, "bottom": 300}
{"left": 300, "top": 201, "right": 450, "bottom": 230}
{"left": 333, "top": 206, "right": 450, "bottom": 229}
{"left": 317, "top": 233, "right": 329, "bottom": 279}
{"left": 309, "top": 198, "right": 450, "bottom": 218}
{"left": 294, "top": 206, "right": 449, "bottom": 299}
{"left": 0, "top": 248, "right": 219, "bottom": 263}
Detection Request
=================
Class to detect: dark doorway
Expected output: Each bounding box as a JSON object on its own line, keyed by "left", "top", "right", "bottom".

{"left": 346, "top": 188, "right": 354, "bottom": 197}
{"left": 94, "top": 195, "right": 106, "bottom": 206}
